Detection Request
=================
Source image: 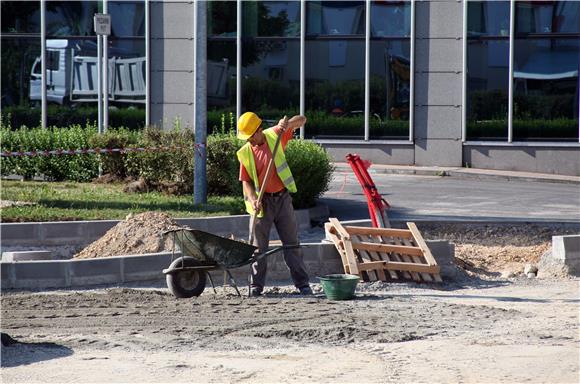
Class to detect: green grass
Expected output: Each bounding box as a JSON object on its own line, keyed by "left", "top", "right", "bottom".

{"left": 0, "top": 180, "right": 245, "bottom": 222}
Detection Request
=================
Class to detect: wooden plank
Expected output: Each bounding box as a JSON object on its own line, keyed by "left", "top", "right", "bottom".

{"left": 325, "top": 224, "right": 350, "bottom": 274}
{"left": 328, "top": 218, "right": 350, "bottom": 240}
{"left": 351, "top": 242, "right": 424, "bottom": 257}
{"left": 353, "top": 235, "right": 379, "bottom": 281}
{"left": 362, "top": 234, "right": 396, "bottom": 280}
{"left": 375, "top": 234, "right": 413, "bottom": 280}
{"left": 343, "top": 226, "right": 414, "bottom": 239}
{"left": 380, "top": 235, "right": 421, "bottom": 281}
{"left": 327, "top": 219, "right": 359, "bottom": 276}
{"left": 407, "top": 222, "right": 438, "bottom": 266}
{"left": 357, "top": 261, "right": 440, "bottom": 274}
{"left": 400, "top": 236, "right": 433, "bottom": 282}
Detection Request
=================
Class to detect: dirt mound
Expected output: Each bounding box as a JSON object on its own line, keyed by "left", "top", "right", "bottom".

{"left": 73, "top": 211, "right": 180, "bottom": 259}
{"left": 419, "top": 223, "right": 578, "bottom": 279}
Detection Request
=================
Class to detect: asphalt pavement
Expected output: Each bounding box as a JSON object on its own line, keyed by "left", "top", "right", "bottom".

{"left": 320, "top": 164, "right": 580, "bottom": 224}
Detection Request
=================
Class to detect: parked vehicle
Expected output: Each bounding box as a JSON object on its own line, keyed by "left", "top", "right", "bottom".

{"left": 30, "top": 39, "right": 229, "bottom": 106}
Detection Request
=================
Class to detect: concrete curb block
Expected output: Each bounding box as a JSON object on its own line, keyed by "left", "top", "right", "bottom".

{"left": 0, "top": 208, "right": 315, "bottom": 249}
{"left": 0, "top": 238, "right": 458, "bottom": 290}
{"left": 333, "top": 164, "right": 580, "bottom": 185}
{"left": 552, "top": 235, "right": 580, "bottom": 275}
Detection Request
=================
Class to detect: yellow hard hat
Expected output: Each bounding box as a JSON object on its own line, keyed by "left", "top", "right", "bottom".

{"left": 237, "top": 112, "right": 262, "bottom": 140}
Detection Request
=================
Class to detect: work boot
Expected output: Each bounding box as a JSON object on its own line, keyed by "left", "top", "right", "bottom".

{"left": 249, "top": 287, "right": 262, "bottom": 297}
{"left": 298, "top": 286, "right": 313, "bottom": 295}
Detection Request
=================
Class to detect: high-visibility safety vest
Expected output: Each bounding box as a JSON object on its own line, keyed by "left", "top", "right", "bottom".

{"left": 237, "top": 128, "right": 297, "bottom": 216}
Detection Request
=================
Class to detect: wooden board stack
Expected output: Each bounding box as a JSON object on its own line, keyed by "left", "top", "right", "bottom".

{"left": 325, "top": 218, "right": 442, "bottom": 283}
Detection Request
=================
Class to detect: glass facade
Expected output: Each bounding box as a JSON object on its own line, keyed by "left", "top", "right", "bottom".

{"left": 207, "top": 1, "right": 237, "bottom": 134}
{"left": 513, "top": 1, "right": 579, "bottom": 141}
{"left": 467, "top": 0, "right": 579, "bottom": 142}
{"left": 3, "top": 1, "right": 576, "bottom": 144}
{"left": 0, "top": 0, "right": 146, "bottom": 129}
{"left": 241, "top": 1, "right": 300, "bottom": 123}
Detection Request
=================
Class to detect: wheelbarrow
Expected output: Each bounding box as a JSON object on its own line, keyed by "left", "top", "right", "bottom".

{"left": 161, "top": 227, "right": 298, "bottom": 298}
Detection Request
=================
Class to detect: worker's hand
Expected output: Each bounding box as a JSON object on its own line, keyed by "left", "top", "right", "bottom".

{"left": 278, "top": 117, "right": 289, "bottom": 133}
{"left": 251, "top": 199, "right": 262, "bottom": 213}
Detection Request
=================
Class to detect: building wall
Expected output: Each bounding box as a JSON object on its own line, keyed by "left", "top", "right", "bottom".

{"left": 150, "top": 1, "right": 195, "bottom": 129}
{"left": 413, "top": 0, "right": 463, "bottom": 167}
{"left": 147, "top": 0, "right": 579, "bottom": 176}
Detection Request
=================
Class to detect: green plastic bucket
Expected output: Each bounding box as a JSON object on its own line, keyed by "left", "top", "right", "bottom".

{"left": 318, "top": 274, "right": 360, "bottom": 300}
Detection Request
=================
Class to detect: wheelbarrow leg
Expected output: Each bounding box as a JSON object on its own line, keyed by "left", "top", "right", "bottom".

{"left": 206, "top": 271, "right": 217, "bottom": 294}
{"left": 225, "top": 269, "right": 241, "bottom": 297}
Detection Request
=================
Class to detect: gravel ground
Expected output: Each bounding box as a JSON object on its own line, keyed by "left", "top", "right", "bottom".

{"left": 2, "top": 277, "right": 579, "bottom": 383}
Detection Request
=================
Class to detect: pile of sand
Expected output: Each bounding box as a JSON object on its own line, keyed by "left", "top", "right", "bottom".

{"left": 73, "top": 212, "right": 181, "bottom": 259}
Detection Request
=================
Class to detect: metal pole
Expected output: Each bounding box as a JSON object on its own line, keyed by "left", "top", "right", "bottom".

{"left": 145, "top": 0, "right": 150, "bottom": 127}
{"left": 300, "top": 0, "right": 305, "bottom": 138}
{"left": 409, "top": 0, "right": 416, "bottom": 142}
{"left": 97, "top": 35, "right": 103, "bottom": 134}
{"left": 364, "top": 0, "right": 370, "bottom": 141}
{"left": 236, "top": 0, "right": 242, "bottom": 128}
{"left": 508, "top": 0, "right": 515, "bottom": 143}
{"left": 462, "top": 0, "right": 468, "bottom": 142}
{"left": 40, "top": 0, "right": 46, "bottom": 129}
{"left": 103, "top": 0, "right": 109, "bottom": 132}
{"left": 194, "top": 0, "right": 207, "bottom": 204}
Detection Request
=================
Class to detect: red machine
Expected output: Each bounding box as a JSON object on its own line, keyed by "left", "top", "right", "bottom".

{"left": 346, "top": 153, "right": 391, "bottom": 228}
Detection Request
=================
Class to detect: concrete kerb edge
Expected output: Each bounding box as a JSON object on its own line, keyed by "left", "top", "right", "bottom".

{"left": 1, "top": 207, "right": 317, "bottom": 248}
{"left": 332, "top": 164, "right": 580, "bottom": 185}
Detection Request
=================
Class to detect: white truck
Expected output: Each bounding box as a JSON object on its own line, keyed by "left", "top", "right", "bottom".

{"left": 30, "top": 39, "right": 229, "bottom": 106}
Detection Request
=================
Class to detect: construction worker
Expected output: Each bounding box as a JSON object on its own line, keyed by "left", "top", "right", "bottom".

{"left": 237, "top": 112, "right": 312, "bottom": 297}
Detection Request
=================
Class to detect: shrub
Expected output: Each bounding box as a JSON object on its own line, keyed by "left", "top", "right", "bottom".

{"left": 88, "top": 128, "right": 140, "bottom": 178}
{"left": 125, "top": 127, "right": 195, "bottom": 192}
{"left": 286, "top": 139, "right": 334, "bottom": 209}
{"left": 206, "top": 133, "right": 243, "bottom": 196}
{"left": 0, "top": 123, "right": 99, "bottom": 181}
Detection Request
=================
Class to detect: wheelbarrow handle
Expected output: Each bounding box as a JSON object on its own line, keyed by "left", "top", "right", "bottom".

{"left": 252, "top": 244, "right": 301, "bottom": 262}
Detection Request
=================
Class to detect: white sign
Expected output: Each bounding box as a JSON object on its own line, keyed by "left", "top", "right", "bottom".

{"left": 94, "top": 13, "right": 111, "bottom": 36}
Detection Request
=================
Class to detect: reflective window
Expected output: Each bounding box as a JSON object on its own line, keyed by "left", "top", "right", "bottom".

{"left": 243, "top": 1, "right": 300, "bottom": 37}
{"left": 466, "top": 39, "right": 510, "bottom": 140}
{"left": 241, "top": 1, "right": 300, "bottom": 121}
{"left": 1, "top": 37, "right": 40, "bottom": 110}
{"left": 467, "top": 1, "right": 510, "bottom": 37}
{"left": 46, "top": 1, "right": 99, "bottom": 37}
{"left": 369, "top": 40, "right": 411, "bottom": 139}
{"left": 371, "top": 0, "right": 410, "bottom": 37}
{"left": 207, "top": 1, "right": 237, "bottom": 134}
{"left": 242, "top": 39, "right": 300, "bottom": 120}
{"left": 513, "top": 38, "right": 579, "bottom": 141}
{"left": 307, "top": 1, "right": 365, "bottom": 36}
{"left": 1, "top": 1, "right": 40, "bottom": 34}
{"left": 516, "top": 1, "right": 580, "bottom": 34}
{"left": 108, "top": 1, "right": 145, "bottom": 37}
{"left": 305, "top": 40, "right": 365, "bottom": 139}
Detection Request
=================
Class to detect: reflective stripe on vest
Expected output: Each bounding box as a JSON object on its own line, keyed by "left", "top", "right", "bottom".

{"left": 236, "top": 128, "right": 297, "bottom": 216}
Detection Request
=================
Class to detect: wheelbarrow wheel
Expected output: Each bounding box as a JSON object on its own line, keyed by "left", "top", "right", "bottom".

{"left": 165, "top": 257, "right": 207, "bottom": 298}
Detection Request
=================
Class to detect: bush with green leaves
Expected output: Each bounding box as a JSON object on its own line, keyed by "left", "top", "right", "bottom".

{"left": 206, "top": 133, "right": 243, "bottom": 196}
{"left": 0, "top": 123, "right": 334, "bottom": 208}
{"left": 125, "top": 127, "right": 195, "bottom": 192}
{"left": 285, "top": 139, "right": 334, "bottom": 209}
{"left": 0, "top": 123, "right": 98, "bottom": 181}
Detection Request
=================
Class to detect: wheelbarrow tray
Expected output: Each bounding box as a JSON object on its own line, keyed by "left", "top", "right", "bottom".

{"left": 168, "top": 228, "right": 258, "bottom": 269}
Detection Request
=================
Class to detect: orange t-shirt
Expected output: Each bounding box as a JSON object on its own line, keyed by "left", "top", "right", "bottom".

{"left": 239, "top": 126, "right": 294, "bottom": 193}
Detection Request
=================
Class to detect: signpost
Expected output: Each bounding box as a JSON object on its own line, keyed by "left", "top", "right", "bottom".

{"left": 94, "top": 13, "right": 110, "bottom": 136}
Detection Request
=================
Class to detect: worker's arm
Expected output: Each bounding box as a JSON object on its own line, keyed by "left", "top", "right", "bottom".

{"left": 242, "top": 180, "right": 261, "bottom": 212}
{"left": 278, "top": 115, "right": 306, "bottom": 134}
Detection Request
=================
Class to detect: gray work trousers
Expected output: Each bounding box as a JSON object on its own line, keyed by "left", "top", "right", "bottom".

{"left": 250, "top": 190, "right": 309, "bottom": 290}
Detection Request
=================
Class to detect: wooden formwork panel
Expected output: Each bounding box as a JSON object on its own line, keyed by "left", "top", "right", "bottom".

{"left": 325, "top": 219, "right": 442, "bottom": 283}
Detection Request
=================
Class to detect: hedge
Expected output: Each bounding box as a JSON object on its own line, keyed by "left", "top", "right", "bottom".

{"left": 0, "top": 124, "right": 334, "bottom": 209}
